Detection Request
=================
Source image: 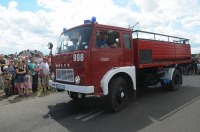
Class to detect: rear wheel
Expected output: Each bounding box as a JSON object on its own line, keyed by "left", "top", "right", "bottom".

{"left": 108, "top": 77, "right": 128, "bottom": 112}
{"left": 170, "top": 69, "right": 181, "bottom": 90}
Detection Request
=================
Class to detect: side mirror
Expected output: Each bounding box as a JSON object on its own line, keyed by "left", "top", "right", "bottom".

{"left": 48, "top": 42, "right": 53, "bottom": 49}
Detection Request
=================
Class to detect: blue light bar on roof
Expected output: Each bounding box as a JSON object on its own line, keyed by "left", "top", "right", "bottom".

{"left": 91, "top": 16, "right": 96, "bottom": 23}
{"left": 63, "top": 28, "right": 67, "bottom": 32}
{"left": 84, "top": 20, "right": 91, "bottom": 24}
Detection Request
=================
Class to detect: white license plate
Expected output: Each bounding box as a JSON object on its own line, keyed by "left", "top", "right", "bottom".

{"left": 56, "top": 84, "right": 65, "bottom": 90}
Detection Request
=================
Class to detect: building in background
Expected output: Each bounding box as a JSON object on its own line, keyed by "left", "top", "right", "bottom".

{"left": 18, "top": 50, "right": 43, "bottom": 57}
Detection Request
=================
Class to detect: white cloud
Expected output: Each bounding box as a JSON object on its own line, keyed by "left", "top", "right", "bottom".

{"left": 8, "top": 1, "right": 18, "bottom": 10}
{"left": 0, "top": 1, "right": 58, "bottom": 55}
{"left": 0, "top": 0, "right": 200, "bottom": 55}
{"left": 182, "top": 16, "right": 200, "bottom": 28}
{"left": 191, "top": 47, "right": 200, "bottom": 54}
{"left": 135, "top": 0, "right": 159, "bottom": 12}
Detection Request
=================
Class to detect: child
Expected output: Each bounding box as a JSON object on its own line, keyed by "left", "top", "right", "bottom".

{"left": 2, "top": 66, "right": 12, "bottom": 97}
{"left": 24, "top": 69, "right": 32, "bottom": 96}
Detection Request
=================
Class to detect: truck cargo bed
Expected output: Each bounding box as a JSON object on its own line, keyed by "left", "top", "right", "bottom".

{"left": 132, "top": 30, "right": 191, "bottom": 68}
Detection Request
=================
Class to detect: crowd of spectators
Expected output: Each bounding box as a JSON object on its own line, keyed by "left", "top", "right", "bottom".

{"left": 181, "top": 57, "right": 200, "bottom": 75}
{"left": 0, "top": 53, "right": 51, "bottom": 97}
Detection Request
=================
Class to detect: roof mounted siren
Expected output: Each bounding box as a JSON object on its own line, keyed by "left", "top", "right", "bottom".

{"left": 62, "top": 27, "right": 67, "bottom": 34}
{"left": 84, "top": 16, "right": 98, "bottom": 24}
{"left": 84, "top": 19, "right": 91, "bottom": 24}
{"left": 91, "top": 16, "right": 97, "bottom": 23}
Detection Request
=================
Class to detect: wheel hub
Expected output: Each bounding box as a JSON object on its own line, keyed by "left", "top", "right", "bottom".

{"left": 117, "top": 88, "right": 125, "bottom": 103}
{"left": 121, "top": 92, "right": 124, "bottom": 98}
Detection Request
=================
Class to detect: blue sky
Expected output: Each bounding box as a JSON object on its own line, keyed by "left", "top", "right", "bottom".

{"left": 0, "top": 0, "right": 200, "bottom": 55}
{"left": 0, "top": 0, "right": 42, "bottom": 12}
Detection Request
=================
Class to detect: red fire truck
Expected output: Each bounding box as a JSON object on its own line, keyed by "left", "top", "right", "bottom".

{"left": 49, "top": 19, "right": 191, "bottom": 112}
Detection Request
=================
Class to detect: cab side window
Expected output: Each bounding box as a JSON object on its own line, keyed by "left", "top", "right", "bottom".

{"left": 124, "top": 34, "right": 131, "bottom": 49}
{"left": 96, "top": 30, "right": 120, "bottom": 48}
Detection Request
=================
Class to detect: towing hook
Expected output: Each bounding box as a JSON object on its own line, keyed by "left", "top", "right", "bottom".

{"left": 78, "top": 93, "right": 83, "bottom": 99}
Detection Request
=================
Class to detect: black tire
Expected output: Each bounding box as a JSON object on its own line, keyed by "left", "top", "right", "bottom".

{"left": 70, "top": 92, "right": 85, "bottom": 100}
{"left": 170, "top": 69, "right": 181, "bottom": 90}
{"left": 108, "top": 77, "right": 128, "bottom": 112}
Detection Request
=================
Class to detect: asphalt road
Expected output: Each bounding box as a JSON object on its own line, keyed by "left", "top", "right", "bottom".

{"left": 0, "top": 75, "right": 200, "bottom": 132}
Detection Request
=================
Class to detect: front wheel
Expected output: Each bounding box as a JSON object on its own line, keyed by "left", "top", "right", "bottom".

{"left": 108, "top": 77, "right": 128, "bottom": 112}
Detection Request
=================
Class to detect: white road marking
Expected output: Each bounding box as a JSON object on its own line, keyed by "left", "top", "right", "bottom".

{"left": 82, "top": 109, "right": 107, "bottom": 121}
{"left": 75, "top": 108, "right": 103, "bottom": 119}
{"left": 159, "top": 95, "right": 200, "bottom": 121}
{"left": 148, "top": 116, "right": 159, "bottom": 123}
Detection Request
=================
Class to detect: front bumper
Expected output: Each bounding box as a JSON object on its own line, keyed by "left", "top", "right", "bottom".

{"left": 49, "top": 80, "right": 94, "bottom": 94}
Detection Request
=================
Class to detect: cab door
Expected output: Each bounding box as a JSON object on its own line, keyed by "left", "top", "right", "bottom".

{"left": 90, "top": 29, "right": 123, "bottom": 94}
{"left": 122, "top": 32, "right": 134, "bottom": 66}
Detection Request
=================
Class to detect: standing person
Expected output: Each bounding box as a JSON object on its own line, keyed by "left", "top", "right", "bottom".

{"left": 47, "top": 56, "right": 53, "bottom": 76}
{"left": 16, "top": 60, "right": 26, "bottom": 97}
{"left": 34, "top": 61, "right": 41, "bottom": 87}
{"left": 34, "top": 54, "right": 43, "bottom": 64}
{"left": 2, "top": 66, "right": 12, "bottom": 96}
{"left": 8, "top": 60, "right": 16, "bottom": 95}
{"left": 0, "top": 69, "right": 3, "bottom": 89}
{"left": 5, "top": 55, "right": 11, "bottom": 66}
{"left": 0, "top": 69, "right": 2, "bottom": 89}
{"left": 191, "top": 58, "right": 196, "bottom": 74}
{"left": 11, "top": 54, "right": 17, "bottom": 65}
{"left": 24, "top": 69, "right": 32, "bottom": 96}
{"left": 0, "top": 54, "right": 6, "bottom": 73}
{"left": 40, "top": 57, "right": 50, "bottom": 91}
{"left": 194, "top": 58, "right": 198, "bottom": 74}
{"left": 28, "top": 57, "right": 39, "bottom": 93}
{"left": 24, "top": 56, "right": 30, "bottom": 65}
{"left": 0, "top": 54, "right": 6, "bottom": 89}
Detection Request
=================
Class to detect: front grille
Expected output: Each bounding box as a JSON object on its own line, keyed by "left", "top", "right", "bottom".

{"left": 56, "top": 69, "right": 74, "bottom": 82}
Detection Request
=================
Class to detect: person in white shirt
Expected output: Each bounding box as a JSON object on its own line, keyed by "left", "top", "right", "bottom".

{"left": 39, "top": 57, "right": 50, "bottom": 91}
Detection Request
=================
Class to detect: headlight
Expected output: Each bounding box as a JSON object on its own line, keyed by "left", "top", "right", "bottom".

{"left": 75, "top": 76, "right": 80, "bottom": 84}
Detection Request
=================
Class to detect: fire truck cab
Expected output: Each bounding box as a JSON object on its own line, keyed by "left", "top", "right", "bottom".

{"left": 49, "top": 20, "right": 191, "bottom": 112}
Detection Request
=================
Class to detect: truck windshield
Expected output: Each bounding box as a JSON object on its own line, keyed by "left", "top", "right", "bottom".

{"left": 57, "top": 26, "right": 93, "bottom": 52}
